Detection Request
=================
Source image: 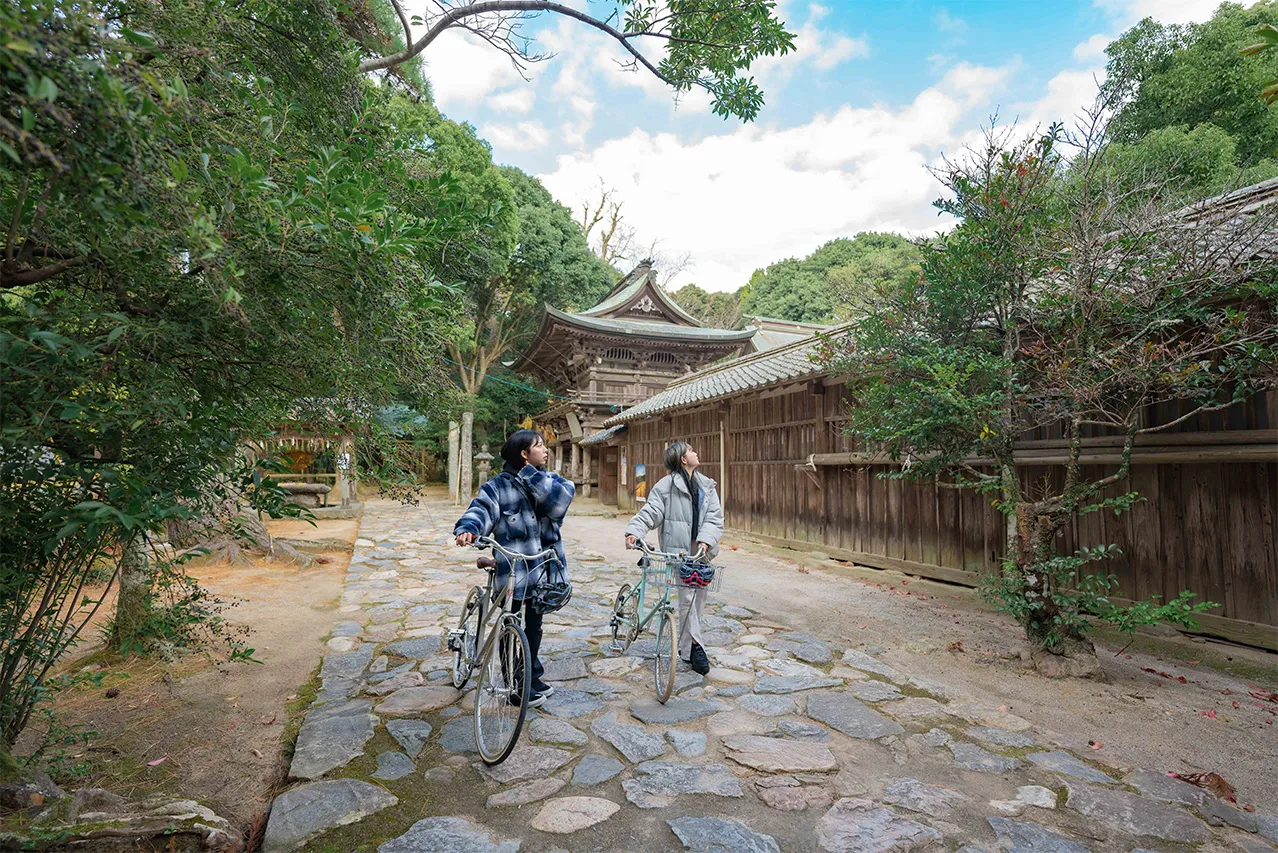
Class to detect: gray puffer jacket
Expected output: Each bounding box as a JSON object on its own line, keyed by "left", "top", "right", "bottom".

{"left": 625, "top": 471, "right": 724, "bottom": 560}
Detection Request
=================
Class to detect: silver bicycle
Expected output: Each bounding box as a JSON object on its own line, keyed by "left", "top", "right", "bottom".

{"left": 447, "top": 536, "right": 562, "bottom": 765}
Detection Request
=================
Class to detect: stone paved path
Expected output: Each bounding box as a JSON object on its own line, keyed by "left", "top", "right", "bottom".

{"left": 262, "top": 497, "right": 1278, "bottom": 853}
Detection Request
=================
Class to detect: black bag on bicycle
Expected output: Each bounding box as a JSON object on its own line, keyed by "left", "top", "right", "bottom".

{"left": 510, "top": 475, "right": 573, "bottom": 615}
{"left": 677, "top": 559, "right": 715, "bottom": 588}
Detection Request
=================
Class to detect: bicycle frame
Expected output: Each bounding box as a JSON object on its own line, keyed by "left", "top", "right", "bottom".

{"left": 468, "top": 536, "right": 564, "bottom": 666}
{"left": 621, "top": 540, "right": 709, "bottom": 635}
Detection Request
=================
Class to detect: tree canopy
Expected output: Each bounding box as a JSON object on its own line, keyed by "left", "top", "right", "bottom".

{"left": 1106, "top": 1, "right": 1278, "bottom": 164}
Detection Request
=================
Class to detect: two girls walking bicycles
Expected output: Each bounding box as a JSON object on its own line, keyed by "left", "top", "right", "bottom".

{"left": 451, "top": 432, "right": 723, "bottom": 765}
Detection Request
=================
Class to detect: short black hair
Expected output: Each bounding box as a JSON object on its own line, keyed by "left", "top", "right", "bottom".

{"left": 501, "top": 429, "right": 545, "bottom": 472}
{"left": 664, "top": 441, "right": 691, "bottom": 473}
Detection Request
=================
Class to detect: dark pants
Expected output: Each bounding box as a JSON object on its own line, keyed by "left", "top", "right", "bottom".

{"left": 500, "top": 600, "right": 546, "bottom": 694}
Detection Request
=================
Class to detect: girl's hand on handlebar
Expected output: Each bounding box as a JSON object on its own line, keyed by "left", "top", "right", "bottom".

{"left": 625, "top": 534, "right": 638, "bottom": 549}
{"left": 456, "top": 532, "right": 476, "bottom": 547}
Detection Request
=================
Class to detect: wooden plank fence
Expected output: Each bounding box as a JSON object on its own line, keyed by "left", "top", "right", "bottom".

{"left": 622, "top": 385, "right": 1277, "bottom": 649}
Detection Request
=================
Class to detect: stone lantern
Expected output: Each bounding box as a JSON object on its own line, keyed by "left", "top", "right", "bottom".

{"left": 475, "top": 444, "right": 494, "bottom": 488}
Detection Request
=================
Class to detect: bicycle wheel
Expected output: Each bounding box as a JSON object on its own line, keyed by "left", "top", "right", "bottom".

{"left": 610, "top": 583, "right": 639, "bottom": 654}
{"left": 653, "top": 607, "right": 677, "bottom": 703}
{"left": 451, "top": 586, "right": 483, "bottom": 689}
{"left": 474, "top": 617, "right": 530, "bottom": 765}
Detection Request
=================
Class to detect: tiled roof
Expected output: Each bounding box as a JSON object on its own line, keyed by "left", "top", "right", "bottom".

{"left": 605, "top": 328, "right": 848, "bottom": 425}
{"left": 580, "top": 424, "right": 626, "bottom": 446}
{"left": 542, "top": 306, "right": 758, "bottom": 341}
{"left": 580, "top": 263, "right": 703, "bottom": 326}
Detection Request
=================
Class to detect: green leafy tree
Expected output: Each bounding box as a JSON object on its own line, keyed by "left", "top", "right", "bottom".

{"left": 669, "top": 283, "right": 743, "bottom": 328}
{"left": 821, "top": 119, "right": 1277, "bottom": 674}
{"left": 358, "top": 1, "right": 796, "bottom": 122}
{"left": 1241, "top": 22, "right": 1278, "bottom": 103}
{"left": 1, "top": 0, "right": 488, "bottom": 751}
{"left": 1105, "top": 2, "right": 1278, "bottom": 163}
{"left": 446, "top": 167, "right": 614, "bottom": 395}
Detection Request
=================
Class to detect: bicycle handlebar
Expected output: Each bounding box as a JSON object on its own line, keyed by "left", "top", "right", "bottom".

{"left": 473, "top": 535, "right": 564, "bottom": 568}
{"left": 628, "top": 538, "right": 708, "bottom": 562}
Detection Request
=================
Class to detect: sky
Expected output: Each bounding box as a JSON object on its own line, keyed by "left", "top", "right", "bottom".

{"left": 407, "top": 0, "right": 1230, "bottom": 292}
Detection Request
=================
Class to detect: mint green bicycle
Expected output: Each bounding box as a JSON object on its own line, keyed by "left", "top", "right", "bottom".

{"left": 608, "top": 540, "right": 709, "bottom": 704}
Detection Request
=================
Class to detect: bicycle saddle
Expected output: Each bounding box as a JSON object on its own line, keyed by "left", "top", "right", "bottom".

{"left": 476, "top": 554, "right": 497, "bottom": 571}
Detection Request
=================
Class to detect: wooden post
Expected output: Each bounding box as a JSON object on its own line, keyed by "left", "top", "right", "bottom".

{"left": 335, "top": 435, "right": 355, "bottom": 506}
{"left": 460, "top": 412, "right": 474, "bottom": 501}
{"left": 571, "top": 442, "right": 581, "bottom": 484}
{"left": 583, "top": 447, "right": 592, "bottom": 498}
{"left": 719, "top": 418, "right": 728, "bottom": 516}
{"left": 448, "top": 420, "right": 459, "bottom": 504}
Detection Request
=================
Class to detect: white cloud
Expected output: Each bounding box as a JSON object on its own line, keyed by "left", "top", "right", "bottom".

{"left": 538, "top": 61, "right": 1016, "bottom": 291}
{"left": 417, "top": 29, "right": 530, "bottom": 113}
{"left": 752, "top": 3, "right": 870, "bottom": 87}
{"left": 1073, "top": 33, "right": 1112, "bottom": 62}
{"left": 488, "top": 88, "right": 536, "bottom": 114}
{"left": 483, "top": 121, "right": 551, "bottom": 152}
{"left": 934, "top": 9, "right": 968, "bottom": 35}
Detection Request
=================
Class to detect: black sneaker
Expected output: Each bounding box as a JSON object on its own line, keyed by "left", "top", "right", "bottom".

{"left": 509, "top": 690, "right": 547, "bottom": 708}
{"left": 689, "top": 642, "right": 710, "bottom": 675}
{"left": 532, "top": 681, "right": 555, "bottom": 697}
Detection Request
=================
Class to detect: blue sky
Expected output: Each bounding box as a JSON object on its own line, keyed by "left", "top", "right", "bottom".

{"left": 407, "top": 0, "right": 1228, "bottom": 291}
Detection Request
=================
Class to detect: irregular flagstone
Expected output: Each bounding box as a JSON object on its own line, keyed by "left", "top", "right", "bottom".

{"left": 263, "top": 779, "right": 397, "bottom": 853}
{"left": 967, "top": 726, "right": 1035, "bottom": 748}
{"left": 320, "top": 646, "right": 374, "bottom": 680}
{"left": 1064, "top": 782, "right": 1210, "bottom": 842}
{"left": 378, "top": 816, "right": 520, "bottom": 853}
{"left": 779, "top": 720, "right": 830, "bottom": 741}
{"left": 846, "top": 680, "right": 903, "bottom": 703}
{"left": 840, "top": 650, "right": 903, "bottom": 681}
{"left": 667, "top": 817, "right": 781, "bottom": 853}
{"left": 589, "top": 656, "right": 643, "bottom": 677}
{"left": 372, "top": 751, "right": 416, "bottom": 781}
{"left": 530, "top": 797, "right": 620, "bottom": 834}
{"left": 707, "top": 710, "right": 777, "bottom": 737}
{"left": 382, "top": 638, "right": 442, "bottom": 659}
{"left": 796, "top": 643, "right": 835, "bottom": 664}
{"left": 806, "top": 692, "right": 904, "bottom": 739}
{"left": 528, "top": 717, "right": 589, "bottom": 747}
{"left": 330, "top": 621, "right": 363, "bottom": 637}
{"left": 815, "top": 797, "right": 942, "bottom": 853}
{"left": 737, "top": 693, "right": 800, "bottom": 717}
{"left": 376, "top": 686, "right": 461, "bottom": 715}
{"left": 629, "top": 697, "right": 721, "bottom": 725}
{"left": 572, "top": 754, "right": 624, "bottom": 786}
{"left": 881, "top": 697, "right": 953, "bottom": 721}
{"left": 912, "top": 728, "right": 952, "bottom": 747}
{"left": 945, "top": 699, "right": 1032, "bottom": 731}
{"left": 366, "top": 671, "right": 424, "bottom": 695}
{"left": 758, "top": 658, "right": 828, "bottom": 678}
{"left": 1198, "top": 797, "right": 1259, "bottom": 832}
{"left": 706, "top": 667, "right": 757, "bottom": 685}
{"left": 309, "top": 697, "right": 373, "bottom": 721}
{"left": 368, "top": 663, "right": 415, "bottom": 684}
{"left": 486, "top": 778, "right": 565, "bottom": 808}
{"left": 666, "top": 729, "right": 707, "bottom": 757}
{"left": 289, "top": 713, "right": 377, "bottom": 779}
{"left": 754, "top": 675, "right": 843, "bottom": 694}
{"left": 475, "top": 746, "right": 574, "bottom": 785}
{"left": 882, "top": 777, "right": 969, "bottom": 815}
{"left": 722, "top": 735, "right": 838, "bottom": 772}
{"left": 1122, "top": 770, "right": 1207, "bottom": 806}
{"left": 540, "top": 689, "right": 605, "bottom": 719}
{"left": 987, "top": 817, "right": 1090, "bottom": 853}
{"left": 622, "top": 761, "right": 744, "bottom": 808}
{"left": 438, "top": 717, "right": 477, "bottom": 754}
{"left": 948, "top": 741, "right": 1023, "bottom": 773}
{"left": 591, "top": 709, "right": 667, "bottom": 762}
{"left": 1026, "top": 752, "right": 1115, "bottom": 784}
{"left": 385, "top": 719, "right": 433, "bottom": 759}
{"left": 1015, "top": 786, "right": 1058, "bottom": 808}
{"left": 541, "top": 657, "right": 588, "bottom": 681}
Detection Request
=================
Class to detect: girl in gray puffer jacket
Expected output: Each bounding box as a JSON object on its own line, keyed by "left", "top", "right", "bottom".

{"left": 624, "top": 441, "right": 724, "bottom": 675}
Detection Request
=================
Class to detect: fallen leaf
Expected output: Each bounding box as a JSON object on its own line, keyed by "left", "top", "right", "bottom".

{"left": 1244, "top": 804, "right": 1256, "bottom": 812}
{"left": 1249, "top": 689, "right": 1278, "bottom": 704}
{"left": 1186, "top": 660, "right": 1200, "bottom": 665}
{"left": 1172, "top": 771, "right": 1236, "bottom": 803}
{"left": 147, "top": 756, "right": 167, "bottom": 767}
{"left": 999, "top": 705, "right": 1009, "bottom": 713}
{"left": 946, "top": 641, "right": 965, "bottom": 653}
{"left": 251, "top": 748, "right": 263, "bottom": 759}
{"left": 105, "top": 687, "right": 120, "bottom": 699}
{"left": 1089, "top": 740, "right": 1103, "bottom": 750}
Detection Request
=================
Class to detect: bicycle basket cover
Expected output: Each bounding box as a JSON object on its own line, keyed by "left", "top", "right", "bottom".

{"left": 678, "top": 560, "right": 715, "bottom": 588}
{"left": 529, "top": 579, "right": 573, "bottom": 614}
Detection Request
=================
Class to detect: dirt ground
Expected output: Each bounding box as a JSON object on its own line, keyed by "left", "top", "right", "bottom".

{"left": 569, "top": 504, "right": 1278, "bottom": 813}
{"left": 21, "top": 516, "right": 352, "bottom": 831}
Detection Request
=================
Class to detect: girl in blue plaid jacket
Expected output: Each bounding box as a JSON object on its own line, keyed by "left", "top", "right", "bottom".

{"left": 454, "top": 430, "right": 574, "bottom": 706}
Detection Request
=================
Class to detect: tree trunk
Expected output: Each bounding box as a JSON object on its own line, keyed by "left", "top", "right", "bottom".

{"left": 110, "top": 534, "right": 153, "bottom": 652}
{"left": 1013, "top": 505, "right": 1103, "bottom": 679}
{"left": 165, "top": 492, "right": 313, "bottom": 567}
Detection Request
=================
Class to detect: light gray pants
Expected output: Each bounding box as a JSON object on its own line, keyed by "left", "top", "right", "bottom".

{"left": 677, "top": 585, "right": 709, "bottom": 659}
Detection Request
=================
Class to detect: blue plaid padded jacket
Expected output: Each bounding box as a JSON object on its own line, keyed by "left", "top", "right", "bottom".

{"left": 453, "top": 465, "right": 575, "bottom": 599}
